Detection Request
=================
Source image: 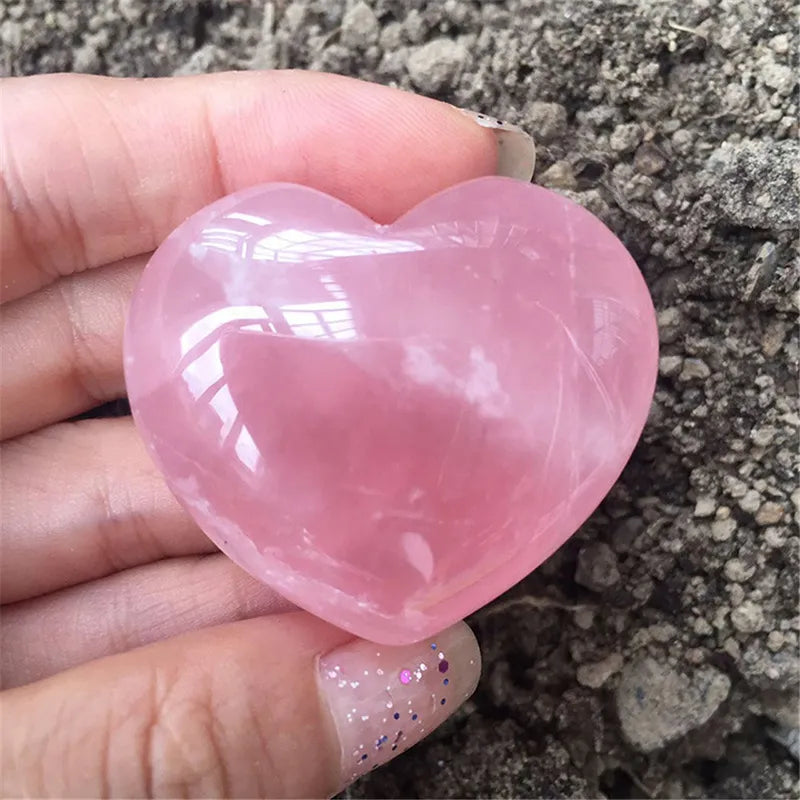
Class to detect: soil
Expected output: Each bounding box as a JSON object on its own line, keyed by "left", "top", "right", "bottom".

{"left": 3, "top": 0, "right": 798, "bottom": 797}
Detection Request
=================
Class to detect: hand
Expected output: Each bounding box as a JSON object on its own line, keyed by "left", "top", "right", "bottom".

{"left": 0, "top": 70, "right": 530, "bottom": 797}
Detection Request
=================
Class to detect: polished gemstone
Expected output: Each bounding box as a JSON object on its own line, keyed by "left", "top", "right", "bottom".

{"left": 124, "top": 177, "right": 658, "bottom": 644}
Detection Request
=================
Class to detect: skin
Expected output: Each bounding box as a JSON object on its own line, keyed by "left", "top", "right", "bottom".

{"left": 0, "top": 70, "right": 497, "bottom": 797}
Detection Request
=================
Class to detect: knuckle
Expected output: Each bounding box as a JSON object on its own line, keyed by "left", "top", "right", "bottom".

{"left": 138, "top": 663, "right": 248, "bottom": 798}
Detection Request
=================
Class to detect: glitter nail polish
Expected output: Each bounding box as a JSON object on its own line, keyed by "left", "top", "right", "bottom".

{"left": 317, "top": 623, "right": 481, "bottom": 787}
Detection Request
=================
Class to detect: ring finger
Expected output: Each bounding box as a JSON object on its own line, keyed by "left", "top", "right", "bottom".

{"left": 0, "top": 416, "right": 212, "bottom": 604}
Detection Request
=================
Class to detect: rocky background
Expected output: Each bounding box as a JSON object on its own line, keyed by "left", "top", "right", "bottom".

{"left": 3, "top": 0, "right": 798, "bottom": 797}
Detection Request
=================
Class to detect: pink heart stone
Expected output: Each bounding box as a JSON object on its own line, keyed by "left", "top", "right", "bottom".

{"left": 124, "top": 177, "right": 658, "bottom": 644}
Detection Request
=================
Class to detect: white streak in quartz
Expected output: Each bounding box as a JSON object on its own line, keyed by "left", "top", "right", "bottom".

{"left": 403, "top": 343, "right": 509, "bottom": 419}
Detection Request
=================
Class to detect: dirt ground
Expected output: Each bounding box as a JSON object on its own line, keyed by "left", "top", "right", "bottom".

{"left": 3, "top": 0, "right": 798, "bottom": 797}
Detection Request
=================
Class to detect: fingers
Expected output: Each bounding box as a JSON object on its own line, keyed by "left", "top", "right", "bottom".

{"left": 1, "top": 554, "right": 294, "bottom": 689}
{"left": 0, "top": 417, "right": 211, "bottom": 604}
{"left": 1, "top": 70, "right": 503, "bottom": 304}
{"left": 1, "top": 614, "right": 481, "bottom": 798}
{"left": 0, "top": 255, "right": 142, "bottom": 440}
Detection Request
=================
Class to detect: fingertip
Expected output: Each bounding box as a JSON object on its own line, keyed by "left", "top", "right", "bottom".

{"left": 316, "top": 621, "right": 482, "bottom": 791}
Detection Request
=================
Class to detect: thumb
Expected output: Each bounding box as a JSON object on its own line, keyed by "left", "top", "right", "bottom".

{"left": 1, "top": 612, "right": 480, "bottom": 798}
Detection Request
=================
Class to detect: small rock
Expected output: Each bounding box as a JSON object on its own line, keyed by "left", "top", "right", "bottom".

{"left": 693, "top": 617, "right": 714, "bottom": 636}
{"left": 611, "top": 517, "right": 644, "bottom": 553}
{"left": 524, "top": 101, "right": 568, "bottom": 142}
{"left": 766, "top": 631, "right": 786, "bottom": 652}
{"left": 723, "top": 475, "right": 748, "bottom": 498}
{"left": 657, "top": 307, "right": 682, "bottom": 344}
{"left": 539, "top": 160, "right": 577, "bottom": 190}
{"left": 609, "top": 122, "right": 643, "bottom": 154}
{"left": 616, "top": 658, "right": 731, "bottom": 752}
{"left": 72, "top": 41, "right": 99, "bottom": 72}
{"left": 723, "top": 82, "right": 750, "bottom": 111}
{"left": 728, "top": 583, "right": 745, "bottom": 607}
{"left": 575, "top": 542, "right": 620, "bottom": 591}
{"left": 679, "top": 358, "right": 711, "bottom": 382}
{"left": 739, "top": 489, "right": 762, "bottom": 514}
{"left": 403, "top": 8, "right": 427, "bottom": 44}
{"left": 659, "top": 355, "right": 683, "bottom": 377}
{"left": 407, "top": 38, "right": 467, "bottom": 93}
{"left": 634, "top": 142, "right": 667, "bottom": 175}
{"left": 577, "top": 653, "right": 624, "bottom": 689}
{"left": 711, "top": 518, "right": 737, "bottom": 541}
{"left": 743, "top": 242, "right": 779, "bottom": 302}
{"left": 731, "top": 600, "right": 765, "bottom": 634}
{"left": 340, "top": 1, "right": 380, "bottom": 48}
{"left": 750, "top": 426, "right": 777, "bottom": 447}
{"left": 770, "top": 34, "right": 790, "bottom": 54}
{"left": 694, "top": 495, "right": 717, "bottom": 517}
{"left": 761, "top": 319, "right": 789, "bottom": 357}
{"left": 760, "top": 61, "right": 796, "bottom": 95}
{"left": 756, "top": 501, "right": 784, "bottom": 525}
{"left": 724, "top": 558, "right": 756, "bottom": 582}
{"left": 672, "top": 128, "right": 694, "bottom": 156}
{"left": 573, "top": 607, "right": 596, "bottom": 630}
{"left": 705, "top": 140, "right": 800, "bottom": 230}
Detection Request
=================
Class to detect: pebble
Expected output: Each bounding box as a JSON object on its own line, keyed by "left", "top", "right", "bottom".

{"left": 705, "top": 140, "right": 799, "bottom": 230}
{"left": 406, "top": 38, "right": 467, "bottom": 93}
{"left": 616, "top": 658, "right": 731, "bottom": 752}
{"left": 575, "top": 542, "right": 620, "bottom": 591}
{"left": 539, "top": 160, "right": 577, "bottom": 190}
{"left": 731, "top": 600, "right": 765, "bottom": 634}
{"left": 724, "top": 558, "right": 756, "bottom": 583}
{"left": 340, "top": 1, "right": 380, "bottom": 48}
{"left": 609, "top": 122, "right": 643, "bottom": 154}
{"left": 693, "top": 495, "right": 717, "bottom": 518}
{"left": 755, "top": 501, "right": 785, "bottom": 526}
{"left": 743, "top": 241, "right": 778, "bottom": 301}
{"left": 750, "top": 426, "right": 777, "bottom": 447}
{"left": 739, "top": 489, "right": 762, "bottom": 515}
{"left": 693, "top": 617, "right": 714, "bottom": 636}
{"left": 634, "top": 142, "right": 667, "bottom": 175}
{"left": 723, "top": 475, "right": 748, "bottom": 498}
{"left": 763, "top": 527, "right": 787, "bottom": 548}
{"left": 767, "top": 631, "right": 786, "bottom": 652}
{"left": 711, "top": 518, "right": 737, "bottom": 542}
{"left": 573, "top": 607, "right": 596, "bottom": 630}
{"left": 761, "top": 319, "right": 789, "bottom": 357}
{"left": 679, "top": 358, "right": 711, "bottom": 382}
{"left": 671, "top": 128, "right": 694, "bottom": 156}
{"left": 659, "top": 355, "right": 683, "bottom": 377}
{"left": 524, "top": 101, "right": 568, "bottom": 142}
{"left": 657, "top": 307, "right": 682, "bottom": 344}
{"left": 760, "top": 61, "right": 796, "bottom": 95}
{"left": 576, "top": 653, "right": 624, "bottom": 689}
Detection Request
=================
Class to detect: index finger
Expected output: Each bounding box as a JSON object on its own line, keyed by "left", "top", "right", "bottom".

{"left": 0, "top": 70, "right": 532, "bottom": 304}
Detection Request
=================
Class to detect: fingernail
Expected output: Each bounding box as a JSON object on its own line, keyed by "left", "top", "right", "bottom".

{"left": 455, "top": 108, "right": 536, "bottom": 181}
{"left": 318, "top": 622, "right": 481, "bottom": 788}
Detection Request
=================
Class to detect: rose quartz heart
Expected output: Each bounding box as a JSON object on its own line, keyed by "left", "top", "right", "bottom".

{"left": 124, "top": 177, "right": 658, "bottom": 644}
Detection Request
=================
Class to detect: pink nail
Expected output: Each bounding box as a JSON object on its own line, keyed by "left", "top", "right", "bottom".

{"left": 317, "top": 623, "right": 481, "bottom": 787}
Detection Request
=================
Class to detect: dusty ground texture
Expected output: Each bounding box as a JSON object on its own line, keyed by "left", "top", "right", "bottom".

{"left": 4, "top": 0, "right": 798, "bottom": 797}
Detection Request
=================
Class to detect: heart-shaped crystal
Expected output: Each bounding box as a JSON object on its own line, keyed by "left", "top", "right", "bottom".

{"left": 124, "top": 177, "right": 658, "bottom": 644}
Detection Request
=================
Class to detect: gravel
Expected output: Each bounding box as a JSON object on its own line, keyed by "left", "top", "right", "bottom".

{"left": 616, "top": 658, "right": 732, "bottom": 752}
{"left": 5, "top": 0, "right": 798, "bottom": 797}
